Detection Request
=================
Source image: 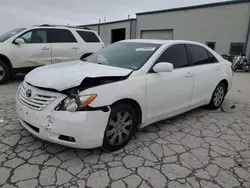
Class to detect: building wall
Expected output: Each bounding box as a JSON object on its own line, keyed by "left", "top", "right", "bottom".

{"left": 85, "top": 25, "right": 99, "bottom": 32}
{"left": 100, "top": 21, "right": 131, "bottom": 44}
{"left": 136, "top": 2, "right": 250, "bottom": 55}
{"left": 246, "top": 19, "right": 250, "bottom": 60}
{"left": 130, "top": 20, "right": 137, "bottom": 39}
{"left": 84, "top": 20, "right": 136, "bottom": 44}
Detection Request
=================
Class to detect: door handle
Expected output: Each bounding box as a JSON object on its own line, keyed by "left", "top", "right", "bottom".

{"left": 42, "top": 47, "right": 50, "bottom": 50}
{"left": 72, "top": 46, "right": 79, "bottom": 50}
{"left": 216, "top": 67, "right": 221, "bottom": 71}
{"left": 185, "top": 72, "right": 193, "bottom": 77}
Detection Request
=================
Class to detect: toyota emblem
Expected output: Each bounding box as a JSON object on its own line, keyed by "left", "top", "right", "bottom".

{"left": 26, "top": 89, "right": 32, "bottom": 98}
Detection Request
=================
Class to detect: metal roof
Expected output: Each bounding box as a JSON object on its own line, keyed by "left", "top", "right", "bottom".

{"left": 136, "top": 0, "right": 250, "bottom": 15}
{"left": 80, "top": 18, "right": 136, "bottom": 27}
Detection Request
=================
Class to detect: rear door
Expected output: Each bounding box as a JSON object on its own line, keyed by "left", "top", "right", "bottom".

{"left": 186, "top": 44, "right": 222, "bottom": 106}
{"left": 48, "top": 29, "right": 79, "bottom": 63}
{"left": 146, "top": 44, "right": 194, "bottom": 121}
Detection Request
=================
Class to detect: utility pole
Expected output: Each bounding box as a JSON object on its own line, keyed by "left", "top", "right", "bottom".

{"left": 98, "top": 19, "right": 101, "bottom": 35}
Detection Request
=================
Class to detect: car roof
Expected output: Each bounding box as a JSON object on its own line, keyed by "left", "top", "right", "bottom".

{"left": 120, "top": 39, "right": 204, "bottom": 46}
{"left": 32, "top": 25, "right": 95, "bottom": 32}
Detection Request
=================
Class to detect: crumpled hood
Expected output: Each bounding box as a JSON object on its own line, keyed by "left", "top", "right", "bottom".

{"left": 25, "top": 61, "right": 132, "bottom": 91}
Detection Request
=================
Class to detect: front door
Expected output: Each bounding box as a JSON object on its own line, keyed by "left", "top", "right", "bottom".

{"left": 11, "top": 29, "right": 51, "bottom": 68}
{"left": 48, "top": 29, "right": 79, "bottom": 64}
{"left": 146, "top": 44, "right": 194, "bottom": 121}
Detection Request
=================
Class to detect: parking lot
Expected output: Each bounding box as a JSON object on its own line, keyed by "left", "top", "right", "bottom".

{"left": 0, "top": 73, "right": 250, "bottom": 188}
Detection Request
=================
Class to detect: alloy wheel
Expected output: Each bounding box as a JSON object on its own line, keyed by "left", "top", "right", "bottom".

{"left": 213, "top": 85, "right": 225, "bottom": 107}
{"left": 0, "top": 65, "right": 5, "bottom": 81}
{"left": 106, "top": 111, "right": 133, "bottom": 145}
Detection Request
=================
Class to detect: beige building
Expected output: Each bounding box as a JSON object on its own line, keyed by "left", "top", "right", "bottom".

{"left": 81, "top": 0, "right": 250, "bottom": 59}
{"left": 82, "top": 19, "right": 136, "bottom": 44}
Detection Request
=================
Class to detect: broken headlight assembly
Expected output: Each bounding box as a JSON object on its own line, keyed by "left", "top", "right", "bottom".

{"left": 55, "top": 94, "right": 97, "bottom": 112}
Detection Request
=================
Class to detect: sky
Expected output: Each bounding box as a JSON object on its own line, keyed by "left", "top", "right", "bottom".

{"left": 0, "top": 0, "right": 228, "bottom": 34}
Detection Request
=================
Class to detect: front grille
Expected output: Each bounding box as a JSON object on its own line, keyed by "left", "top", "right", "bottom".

{"left": 19, "top": 84, "right": 56, "bottom": 111}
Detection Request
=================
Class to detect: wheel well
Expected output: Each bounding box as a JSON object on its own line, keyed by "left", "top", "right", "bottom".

{"left": 0, "top": 54, "right": 13, "bottom": 73}
{"left": 112, "top": 99, "right": 142, "bottom": 126}
{"left": 80, "top": 53, "right": 93, "bottom": 60}
{"left": 220, "top": 79, "right": 228, "bottom": 93}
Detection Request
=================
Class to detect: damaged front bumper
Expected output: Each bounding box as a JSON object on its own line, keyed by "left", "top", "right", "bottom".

{"left": 16, "top": 82, "right": 110, "bottom": 149}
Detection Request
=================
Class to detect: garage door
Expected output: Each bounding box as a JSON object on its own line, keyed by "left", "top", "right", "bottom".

{"left": 141, "top": 29, "right": 173, "bottom": 40}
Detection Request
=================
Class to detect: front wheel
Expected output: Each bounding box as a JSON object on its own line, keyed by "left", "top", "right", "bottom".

{"left": 0, "top": 60, "right": 11, "bottom": 85}
{"left": 208, "top": 82, "right": 226, "bottom": 109}
{"left": 102, "top": 103, "right": 137, "bottom": 151}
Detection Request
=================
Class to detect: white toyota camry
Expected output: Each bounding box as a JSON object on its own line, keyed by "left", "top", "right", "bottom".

{"left": 16, "top": 39, "right": 233, "bottom": 151}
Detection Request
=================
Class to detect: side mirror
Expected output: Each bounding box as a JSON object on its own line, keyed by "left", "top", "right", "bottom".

{"left": 153, "top": 62, "right": 173, "bottom": 73}
{"left": 14, "top": 38, "right": 25, "bottom": 45}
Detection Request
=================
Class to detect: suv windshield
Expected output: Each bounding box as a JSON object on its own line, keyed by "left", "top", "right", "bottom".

{"left": 0, "top": 28, "right": 26, "bottom": 42}
{"left": 86, "top": 42, "right": 161, "bottom": 70}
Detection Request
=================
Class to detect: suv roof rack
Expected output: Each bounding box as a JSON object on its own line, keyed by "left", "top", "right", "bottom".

{"left": 39, "top": 24, "right": 53, "bottom": 27}
{"left": 37, "top": 24, "right": 92, "bottom": 30}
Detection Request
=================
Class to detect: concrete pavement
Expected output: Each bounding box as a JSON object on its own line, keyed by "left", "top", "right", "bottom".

{"left": 0, "top": 73, "right": 250, "bottom": 188}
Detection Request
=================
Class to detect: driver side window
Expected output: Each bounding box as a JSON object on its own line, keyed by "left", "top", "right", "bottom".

{"left": 156, "top": 44, "right": 189, "bottom": 69}
{"left": 19, "top": 29, "right": 47, "bottom": 44}
{"left": 21, "top": 31, "right": 32, "bottom": 42}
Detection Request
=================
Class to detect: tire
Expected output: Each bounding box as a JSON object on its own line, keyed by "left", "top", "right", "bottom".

{"left": 208, "top": 82, "right": 226, "bottom": 109}
{"left": 0, "top": 60, "right": 11, "bottom": 85}
{"left": 102, "top": 103, "right": 137, "bottom": 151}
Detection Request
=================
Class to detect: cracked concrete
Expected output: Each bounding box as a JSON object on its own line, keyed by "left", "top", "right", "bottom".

{"left": 0, "top": 74, "right": 250, "bottom": 188}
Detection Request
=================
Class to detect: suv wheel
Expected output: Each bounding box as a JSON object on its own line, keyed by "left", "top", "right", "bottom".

{"left": 0, "top": 60, "right": 10, "bottom": 84}
{"left": 102, "top": 103, "right": 137, "bottom": 151}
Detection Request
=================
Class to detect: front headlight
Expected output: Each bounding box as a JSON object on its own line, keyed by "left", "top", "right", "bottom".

{"left": 63, "top": 98, "right": 78, "bottom": 112}
{"left": 56, "top": 94, "right": 97, "bottom": 112}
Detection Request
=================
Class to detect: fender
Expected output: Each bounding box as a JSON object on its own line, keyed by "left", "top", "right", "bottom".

{"left": 80, "top": 75, "right": 147, "bottom": 124}
{"left": 0, "top": 54, "right": 13, "bottom": 73}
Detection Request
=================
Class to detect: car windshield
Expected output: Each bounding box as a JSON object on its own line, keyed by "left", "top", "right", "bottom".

{"left": 86, "top": 42, "right": 161, "bottom": 70}
{"left": 0, "top": 28, "right": 26, "bottom": 42}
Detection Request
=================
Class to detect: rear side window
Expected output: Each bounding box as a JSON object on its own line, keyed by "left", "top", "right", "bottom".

{"left": 156, "top": 44, "right": 189, "bottom": 68}
{"left": 187, "top": 44, "right": 210, "bottom": 65}
{"left": 76, "top": 30, "right": 100, "bottom": 42}
{"left": 207, "top": 51, "right": 218, "bottom": 63}
{"left": 48, "top": 29, "right": 77, "bottom": 43}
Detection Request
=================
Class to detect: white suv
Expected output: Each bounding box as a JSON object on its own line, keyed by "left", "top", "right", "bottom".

{"left": 0, "top": 25, "right": 104, "bottom": 84}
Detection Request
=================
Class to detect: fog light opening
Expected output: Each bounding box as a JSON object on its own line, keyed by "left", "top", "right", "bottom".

{"left": 58, "top": 135, "right": 76, "bottom": 142}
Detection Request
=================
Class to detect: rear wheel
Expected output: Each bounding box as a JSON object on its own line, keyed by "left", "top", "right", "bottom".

{"left": 208, "top": 82, "right": 226, "bottom": 109}
{"left": 0, "top": 60, "right": 11, "bottom": 84}
{"left": 102, "top": 103, "right": 137, "bottom": 151}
